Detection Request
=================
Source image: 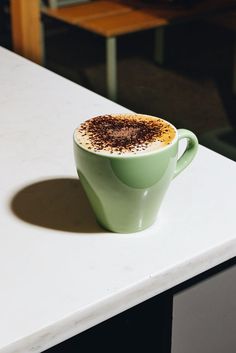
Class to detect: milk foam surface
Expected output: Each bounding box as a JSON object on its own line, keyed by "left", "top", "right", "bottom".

{"left": 74, "top": 114, "right": 176, "bottom": 156}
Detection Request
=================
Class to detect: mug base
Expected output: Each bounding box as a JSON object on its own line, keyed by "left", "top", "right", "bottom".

{"left": 96, "top": 219, "right": 156, "bottom": 234}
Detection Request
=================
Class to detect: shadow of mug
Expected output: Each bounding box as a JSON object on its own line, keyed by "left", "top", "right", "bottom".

{"left": 10, "top": 178, "right": 103, "bottom": 233}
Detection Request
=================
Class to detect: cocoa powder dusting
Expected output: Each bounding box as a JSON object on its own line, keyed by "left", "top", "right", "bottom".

{"left": 78, "top": 114, "right": 175, "bottom": 153}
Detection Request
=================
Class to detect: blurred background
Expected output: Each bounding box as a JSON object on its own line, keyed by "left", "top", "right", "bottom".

{"left": 1, "top": 0, "right": 236, "bottom": 160}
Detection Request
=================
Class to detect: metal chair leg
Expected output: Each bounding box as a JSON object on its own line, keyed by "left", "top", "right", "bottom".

{"left": 233, "top": 37, "right": 236, "bottom": 96}
{"left": 154, "top": 27, "right": 165, "bottom": 65}
{"left": 106, "top": 36, "right": 117, "bottom": 101}
{"left": 48, "top": 0, "right": 58, "bottom": 8}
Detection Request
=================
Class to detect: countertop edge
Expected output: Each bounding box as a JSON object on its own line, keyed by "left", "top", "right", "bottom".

{"left": 2, "top": 237, "right": 236, "bottom": 353}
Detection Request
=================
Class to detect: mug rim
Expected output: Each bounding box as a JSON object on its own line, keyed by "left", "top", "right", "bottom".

{"left": 73, "top": 113, "right": 178, "bottom": 159}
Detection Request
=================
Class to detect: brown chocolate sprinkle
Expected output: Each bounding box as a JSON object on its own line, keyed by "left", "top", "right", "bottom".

{"left": 78, "top": 114, "right": 174, "bottom": 153}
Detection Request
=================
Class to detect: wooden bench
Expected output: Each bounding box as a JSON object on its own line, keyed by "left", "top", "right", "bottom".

{"left": 42, "top": 1, "right": 183, "bottom": 101}
{"left": 42, "top": 1, "right": 167, "bottom": 100}
{"left": 80, "top": 10, "right": 167, "bottom": 101}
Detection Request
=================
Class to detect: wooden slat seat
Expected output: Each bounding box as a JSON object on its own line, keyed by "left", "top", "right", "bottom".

{"left": 42, "top": 1, "right": 133, "bottom": 25}
{"left": 79, "top": 9, "right": 167, "bottom": 37}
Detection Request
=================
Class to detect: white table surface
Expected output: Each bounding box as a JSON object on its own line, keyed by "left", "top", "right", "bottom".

{"left": 1, "top": 47, "right": 236, "bottom": 353}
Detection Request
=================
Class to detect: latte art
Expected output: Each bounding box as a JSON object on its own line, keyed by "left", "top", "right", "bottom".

{"left": 74, "top": 114, "right": 176, "bottom": 155}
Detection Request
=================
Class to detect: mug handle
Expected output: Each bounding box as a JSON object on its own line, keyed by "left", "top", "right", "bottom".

{"left": 174, "top": 129, "right": 198, "bottom": 178}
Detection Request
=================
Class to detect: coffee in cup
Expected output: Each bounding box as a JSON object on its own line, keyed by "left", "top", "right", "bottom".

{"left": 74, "top": 114, "right": 176, "bottom": 155}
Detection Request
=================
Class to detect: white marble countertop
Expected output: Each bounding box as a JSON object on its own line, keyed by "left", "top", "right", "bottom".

{"left": 1, "top": 47, "right": 236, "bottom": 353}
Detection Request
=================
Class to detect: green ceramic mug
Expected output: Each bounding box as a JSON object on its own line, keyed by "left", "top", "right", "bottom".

{"left": 73, "top": 114, "right": 198, "bottom": 233}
